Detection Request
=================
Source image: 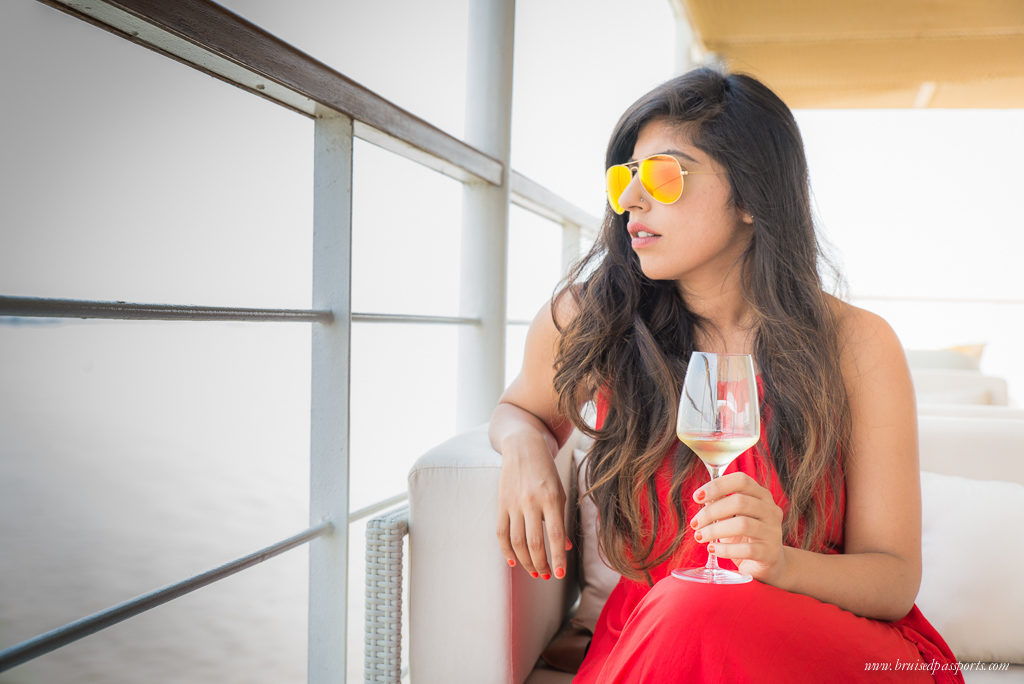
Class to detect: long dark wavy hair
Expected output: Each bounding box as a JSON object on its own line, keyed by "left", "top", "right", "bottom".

{"left": 552, "top": 67, "right": 850, "bottom": 583}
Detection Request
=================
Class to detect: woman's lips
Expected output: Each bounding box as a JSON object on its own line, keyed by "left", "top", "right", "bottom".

{"left": 628, "top": 223, "right": 661, "bottom": 249}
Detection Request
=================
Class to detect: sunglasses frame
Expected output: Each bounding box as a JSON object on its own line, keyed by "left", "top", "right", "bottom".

{"left": 606, "top": 154, "right": 691, "bottom": 215}
{"left": 607, "top": 154, "right": 726, "bottom": 215}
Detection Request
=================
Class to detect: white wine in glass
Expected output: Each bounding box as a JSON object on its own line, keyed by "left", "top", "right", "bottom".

{"left": 672, "top": 352, "right": 760, "bottom": 584}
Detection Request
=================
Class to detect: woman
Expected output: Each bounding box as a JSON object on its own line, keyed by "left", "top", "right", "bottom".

{"left": 490, "top": 68, "right": 962, "bottom": 682}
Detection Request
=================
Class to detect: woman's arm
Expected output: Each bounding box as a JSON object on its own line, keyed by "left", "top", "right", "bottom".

{"left": 693, "top": 305, "right": 922, "bottom": 620}
{"left": 491, "top": 296, "right": 577, "bottom": 581}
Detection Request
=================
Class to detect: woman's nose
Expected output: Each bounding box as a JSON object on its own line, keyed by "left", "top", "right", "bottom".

{"left": 617, "top": 172, "right": 646, "bottom": 213}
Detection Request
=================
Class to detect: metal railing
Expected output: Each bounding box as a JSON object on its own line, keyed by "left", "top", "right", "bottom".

{"left": 0, "top": 522, "right": 333, "bottom": 672}
{"left": 0, "top": 295, "right": 333, "bottom": 322}
{"left": 3, "top": 0, "right": 599, "bottom": 680}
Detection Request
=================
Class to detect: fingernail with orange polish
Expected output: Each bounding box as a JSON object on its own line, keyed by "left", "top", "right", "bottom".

{"left": 541, "top": 573, "right": 551, "bottom": 580}
{"left": 507, "top": 559, "right": 516, "bottom": 567}
{"left": 555, "top": 567, "right": 565, "bottom": 579}
{"left": 530, "top": 571, "right": 539, "bottom": 578}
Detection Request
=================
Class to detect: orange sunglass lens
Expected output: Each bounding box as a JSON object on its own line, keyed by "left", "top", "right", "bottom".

{"left": 638, "top": 155, "right": 683, "bottom": 204}
{"left": 605, "top": 164, "right": 632, "bottom": 214}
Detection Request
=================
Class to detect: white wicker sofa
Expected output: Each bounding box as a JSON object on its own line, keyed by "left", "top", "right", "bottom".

{"left": 365, "top": 409, "right": 1024, "bottom": 683}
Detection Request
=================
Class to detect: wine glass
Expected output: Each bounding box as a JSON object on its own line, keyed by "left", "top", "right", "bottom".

{"left": 671, "top": 352, "right": 760, "bottom": 584}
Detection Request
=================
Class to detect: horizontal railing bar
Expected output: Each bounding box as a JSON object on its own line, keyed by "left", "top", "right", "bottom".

{"left": 0, "top": 298, "right": 497, "bottom": 325}
{"left": 510, "top": 171, "right": 600, "bottom": 235}
{"left": 38, "top": 0, "right": 503, "bottom": 186}
{"left": 349, "top": 492, "right": 409, "bottom": 523}
{"left": 0, "top": 296, "right": 332, "bottom": 322}
{"left": 351, "top": 121, "right": 491, "bottom": 191}
{"left": 851, "top": 294, "right": 1024, "bottom": 306}
{"left": 352, "top": 312, "right": 480, "bottom": 326}
{"left": 507, "top": 318, "right": 531, "bottom": 326}
{"left": 0, "top": 521, "right": 333, "bottom": 673}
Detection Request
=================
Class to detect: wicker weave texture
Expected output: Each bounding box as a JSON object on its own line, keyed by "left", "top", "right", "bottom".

{"left": 364, "top": 504, "right": 409, "bottom": 683}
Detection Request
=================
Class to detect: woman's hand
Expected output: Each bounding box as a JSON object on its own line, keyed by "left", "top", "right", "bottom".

{"left": 689, "top": 471, "right": 787, "bottom": 584}
{"left": 490, "top": 298, "right": 579, "bottom": 581}
{"left": 496, "top": 431, "right": 572, "bottom": 580}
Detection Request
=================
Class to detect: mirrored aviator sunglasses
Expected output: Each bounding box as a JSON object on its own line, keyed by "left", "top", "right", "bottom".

{"left": 605, "top": 154, "right": 686, "bottom": 215}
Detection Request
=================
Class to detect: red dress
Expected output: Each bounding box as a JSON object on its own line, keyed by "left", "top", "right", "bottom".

{"left": 574, "top": 394, "right": 964, "bottom": 683}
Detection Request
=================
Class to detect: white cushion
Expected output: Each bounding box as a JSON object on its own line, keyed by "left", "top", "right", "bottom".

{"left": 917, "top": 471, "right": 1024, "bottom": 663}
{"left": 918, "top": 387, "right": 994, "bottom": 405}
{"left": 407, "top": 425, "right": 577, "bottom": 683}
{"left": 918, "top": 415, "right": 1024, "bottom": 485}
{"left": 912, "top": 369, "right": 1009, "bottom": 406}
{"left": 918, "top": 405, "right": 1024, "bottom": 421}
{"left": 906, "top": 348, "right": 982, "bottom": 371}
{"left": 569, "top": 448, "right": 620, "bottom": 633}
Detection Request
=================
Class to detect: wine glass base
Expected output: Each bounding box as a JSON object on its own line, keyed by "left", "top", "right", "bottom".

{"left": 671, "top": 567, "right": 752, "bottom": 584}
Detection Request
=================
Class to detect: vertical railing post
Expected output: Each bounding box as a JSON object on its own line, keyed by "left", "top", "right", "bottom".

{"left": 457, "top": 0, "right": 516, "bottom": 430}
{"left": 309, "top": 111, "right": 354, "bottom": 682}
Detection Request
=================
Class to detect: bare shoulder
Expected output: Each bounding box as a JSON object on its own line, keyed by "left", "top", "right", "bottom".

{"left": 827, "top": 295, "right": 904, "bottom": 366}
{"left": 824, "top": 294, "right": 911, "bottom": 401}
{"left": 551, "top": 284, "right": 583, "bottom": 329}
{"left": 519, "top": 286, "right": 580, "bottom": 352}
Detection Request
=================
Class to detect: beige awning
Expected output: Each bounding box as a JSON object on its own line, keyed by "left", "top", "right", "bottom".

{"left": 671, "top": 0, "right": 1024, "bottom": 108}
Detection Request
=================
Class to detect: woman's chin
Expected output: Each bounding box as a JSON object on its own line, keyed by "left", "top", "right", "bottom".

{"left": 636, "top": 259, "right": 677, "bottom": 283}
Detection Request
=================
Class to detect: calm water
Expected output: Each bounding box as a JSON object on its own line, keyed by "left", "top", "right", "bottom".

{"left": 0, "top": 319, "right": 346, "bottom": 683}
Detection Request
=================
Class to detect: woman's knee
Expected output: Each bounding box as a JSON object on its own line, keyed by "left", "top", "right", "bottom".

{"left": 635, "top": 577, "right": 766, "bottom": 633}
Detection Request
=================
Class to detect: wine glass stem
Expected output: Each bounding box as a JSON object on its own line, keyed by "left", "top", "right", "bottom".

{"left": 704, "top": 464, "right": 725, "bottom": 573}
